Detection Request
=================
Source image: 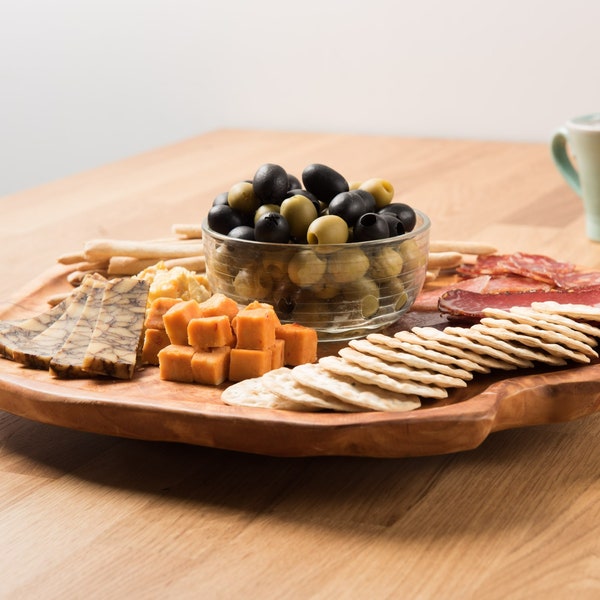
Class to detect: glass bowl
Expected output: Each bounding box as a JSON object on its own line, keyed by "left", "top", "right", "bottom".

{"left": 201, "top": 210, "right": 430, "bottom": 341}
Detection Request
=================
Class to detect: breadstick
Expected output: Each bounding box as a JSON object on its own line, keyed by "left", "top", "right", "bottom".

{"left": 83, "top": 239, "right": 204, "bottom": 261}
{"left": 108, "top": 255, "right": 206, "bottom": 276}
{"left": 429, "top": 240, "right": 497, "bottom": 255}
{"left": 427, "top": 251, "right": 463, "bottom": 269}
{"left": 172, "top": 223, "right": 203, "bottom": 239}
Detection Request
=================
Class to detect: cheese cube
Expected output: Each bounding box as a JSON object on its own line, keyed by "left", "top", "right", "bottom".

{"left": 228, "top": 347, "right": 273, "bottom": 382}
{"left": 144, "top": 297, "right": 182, "bottom": 330}
{"left": 163, "top": 300, "right": 204, "bottom": 345}
{"left": 197, "top": 293, "right": 239, "bottom": 321}
{"left": 232, "top": 307, "right": 277, "bottom": 350}
{"left": 191, "top": 346, "right": 231, "bottom": 385}
{"left": 141, "top": 328, "right": 171, "bottom": 365}
{"left": 270, "top": 338, "right": 285, "bottom": 370}
{"left": 188, "top": 315, "right": 234, "bottom": 350}
{"left": 158, "top": 344, "right": 195, "bottom": 383}
{"left": 275, "top": 323, "right": 318, "bottom": 366}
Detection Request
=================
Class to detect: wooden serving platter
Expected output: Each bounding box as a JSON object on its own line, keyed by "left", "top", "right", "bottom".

{"left": 1, "top": 266, "right": 600, "bottom": 458}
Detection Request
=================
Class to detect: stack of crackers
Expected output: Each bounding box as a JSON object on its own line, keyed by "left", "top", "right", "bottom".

{"left": 222, "top": 302, "right": 600, "bottom": 413}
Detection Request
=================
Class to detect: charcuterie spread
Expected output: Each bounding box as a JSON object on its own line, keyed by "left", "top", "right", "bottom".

{"left": 2, "top": 162, "right": 600, "bottom": 418}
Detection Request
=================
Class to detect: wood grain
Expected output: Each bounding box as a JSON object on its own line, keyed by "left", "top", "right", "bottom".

{"left": 1, "top": 130, "right": 599, "bottom": 599}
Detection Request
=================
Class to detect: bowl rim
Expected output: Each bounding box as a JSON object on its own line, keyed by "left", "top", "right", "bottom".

{"left": 201, "top": 208, "right": 431, "bottom": 249}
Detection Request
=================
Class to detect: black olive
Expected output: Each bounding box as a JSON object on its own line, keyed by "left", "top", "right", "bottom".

{"left": 378, "top": 203, "right": 416, "bottom": 232}
{"left": 353, "top": 189, "right": 376, "bottom": 213}
{"left": 212, "top": 191, "right": 229, "bottom": 206}
{"left": 287, "top": 173, "right": 302, "bottom": 191}
{"left": 301, "top": 163, "right": 349, "bottom": 203}
{"left": 227, "top": 225, "right": 256, "bottom": 240}
{"left": 207, "top": 204, "right": 244, "bottom": 235}
{"left": 328, "top": 190, "right": 368, "bottom": 226}
{"left": 254, "top": 212, "right": 291, "bottom": 243}
{"left": 379, "top": 212, "right": 406, "bottom": 237}
{"left": 353, "top": 212, "right": 390, "bottom": 241}
{"left": 253, "top": 163, "right": 289, "bottom": 205}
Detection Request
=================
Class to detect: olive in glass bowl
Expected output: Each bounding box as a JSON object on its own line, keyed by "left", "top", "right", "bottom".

{"left": 201, "top": 210, "right": 431, "bottom": 342}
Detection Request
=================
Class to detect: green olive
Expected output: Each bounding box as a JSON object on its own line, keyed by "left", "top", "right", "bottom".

{"left": 228, "top": 181, "right": 260, "bottom": 213}
{"left": 343, "top": 276, "right": 380, "bottom": 317}
{"left": 326, "top": 247, "right": 370, "bottom": 283}
{"left": 254, "top": 204, "right": 280, "bottom": 224}
{"left": 379, "top": 278, "right": 409, "bottom": 311}
{"left": 287, "top": 249, "right": 326, "bottom": 287}
{"left": 261, "top": 251, "right": 291, "bottom": 281}
{"left": 359, "top": 178, "right": 394, "bottom": 208}
{"left": 310, "top": 280, "right": 341, "bottom": 299}
{"left": 233, "top": 268, "right": 272, "bottom": 300}
{"left": 306, "top": 215, "right": 349, "bottom": 245}
{"left": 369, "top": 247, "right": 404, "bottom": 279}
{"left": 399, "top": 239, "right": 427, "bottom": 272}
{"left": 280, "top": 195, "right": 318, "bottom": 239}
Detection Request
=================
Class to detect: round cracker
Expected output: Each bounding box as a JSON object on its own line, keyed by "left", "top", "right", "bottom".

{"left": 350, "top": 338, "right": 473, "bottom": 380}
{"left": 221, "top": 377, "right": 310, "bottom": 410}
{"left": 483, "top": 307, "right": 597, "bottom": 346}
{"left": 262, "top": 367, "right": 360, "bottom": 412}
{"left": 339, "top": 347, "right": 467, "bottom": 388}
{"left": 410, "top": 327, "right": 521, "bottom": 370}
{"left": 478, "top": 317, "right": 597, "bottom": 358}
{"left": 291, "top": 363, "right": 421, "bottom": 412}
{"left": 368, "top": 333, "right": 486, "bottom": 373}
{"left": 319, "top": 355, "right": 447, "bottom": 399}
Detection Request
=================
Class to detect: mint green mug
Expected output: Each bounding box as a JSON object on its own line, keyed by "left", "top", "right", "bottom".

{"left": 551, "top": 113, "right": 600, "bottom": 241}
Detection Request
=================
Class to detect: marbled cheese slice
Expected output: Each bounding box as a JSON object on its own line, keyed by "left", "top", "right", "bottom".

{"left": 0, "top": 274, "right": 106, "bottom": 358}
{"left": 48, "top": 278, "right": 108, "bottom": 378}
{"left": 8, "top": 276, "right": 100, "bottom": 368}
{"left": 81, "top": 277, "right": 150, "bottom": 379}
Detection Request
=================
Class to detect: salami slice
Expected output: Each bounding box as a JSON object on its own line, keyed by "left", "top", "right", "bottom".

{"left": 482, "top": 275, "right": 553, "bottom": 293}
{"left": 438, "top": 285, "right": 600, "bottom": 320}
{"left": 505, "top": 252, "right": 575, "bottom": 284}
{"left": 456, "top": 255, "right": 514, "bottom": 278}
{"left": 552, "top": 270, "right": 600, "bottom": 289}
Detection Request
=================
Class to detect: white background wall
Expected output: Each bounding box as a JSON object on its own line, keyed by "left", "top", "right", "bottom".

{"left": 1, "top": 0, "right": 599, "bottom": 197}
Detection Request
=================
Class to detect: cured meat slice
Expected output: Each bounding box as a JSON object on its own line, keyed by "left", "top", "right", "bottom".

{"left": 457, "top": 255, "right": 513, "bottom": 278}
{"left": 438, "top": 285, "right": 600, "bottom": 320}
{"left": 505, "top": 252, "right": 575, "bottom": 284}
{"left": 481, "top": 275, "right": 553, "bottom": 293}
{"left": 552, "top": 270, "right": 600, "bottom": 289}
{"left": 412, "top": 275, "right": 491, "bottom": 311}
{"left": 81, "top": 277, "right": 150, "bottom": 379}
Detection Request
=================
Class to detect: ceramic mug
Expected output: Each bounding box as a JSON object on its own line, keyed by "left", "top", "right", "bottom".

{"left": 551, "top": 113, "right": 600, "bottom": 241}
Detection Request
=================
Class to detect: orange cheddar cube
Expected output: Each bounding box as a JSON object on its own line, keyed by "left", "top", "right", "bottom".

{"left": 141, "top": 328, "right": 171, "bottom": 365}
{"left": 188, "top": 315, "right": 234, "bottom": 350}
{"left": 232, "top": 307, "right": 277, "bottom": 350}
{"left": 191, "top": 346, "right": 231, "bottom": 385}
{"left": 240, "top": 301, "right": 282, "bottom": 326}
{"left": 276, "top": 323, "right": 318, "bottom": 366}
{"left": 197, "top": 293, "right": 239, "bottom": 321}
{"left": 270, "top": 338, "right": 285, "bottom": 370}
{"left": 228, "top": 347, "right": 273, "bottom": 382}
{"left": 163, "top": 300, "right": 204, "bottom": 345}
{"left": 157, "top": 344, "right": 195, "bottom": 383}
{"left": 144, "top": 297, "right": 182, "bottom": 330}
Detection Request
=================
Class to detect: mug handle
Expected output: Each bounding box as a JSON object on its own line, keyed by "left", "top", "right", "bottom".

{"left": 551, "top": 127, "right": 581, "bottom": 196}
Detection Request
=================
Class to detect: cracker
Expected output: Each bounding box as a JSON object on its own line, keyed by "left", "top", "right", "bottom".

{"left": 221, "top": 377, "right": 311, "bottom": 411}
{"left": 291, "top": 363, "right": 422, "bottom": 412}
{"left": 367, "top": 333, "right": 487, "bottom": 373}
{"left": 319, "top": 355, "right": 447, "bottom": 399}
{"left": 262, "top": 367, "right": 361, "bottom": 412}
{"left": 472, "top": 324, "right": 590, "bottom": 363}
{"left": 339, "top": 347, "right": 467, "bottom": 388}
{"left": 467, "top": 325, "right": 566, "bottom": 366}
{"left": 510, "top": 306, "right": 600, "bottom": 338}
{"left": 478, "top": 317, "right": 598, "bottom": 358}
{"left": 410, "top": 327, "right": 521, "bottom": 370}
{"left": 482, "top": 307, "right": 597, "bottom": 347}
{"left": 530, "top": 301, "right": 600, "bottom": 321}
{"left": 349, "top": 338, "right": 473, "bottom": 380}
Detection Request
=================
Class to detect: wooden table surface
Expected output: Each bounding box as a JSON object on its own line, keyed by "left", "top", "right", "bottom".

{"left": 1, "top": 130, "right": 599, "bottom": 599}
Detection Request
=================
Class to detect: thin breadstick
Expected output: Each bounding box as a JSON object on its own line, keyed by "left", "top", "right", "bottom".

{"left": 67, "top": 269, "right": 109, "bottom": 286}
{"left": 107, "top": 255, "right": 206, "bottom": 276}
{"left": 427, "top": 251, "right": 463, "bottom": 269}
{"left": 83, "top": 239, "right": 204, "bottom": 261}
{"left": 429, "top": 240, "right": 497, "bottom": 255}
{"left": 172, "top": 223, "right": 203, "bottom": 239}
{"left": 425, "top": 269, "right": 440, "bottom": 283}
{"left": 57, "top": 251, "right": 87, "bottom": 265}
